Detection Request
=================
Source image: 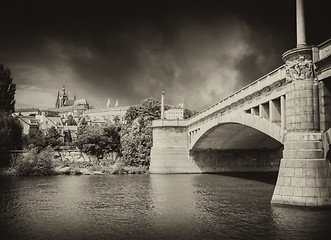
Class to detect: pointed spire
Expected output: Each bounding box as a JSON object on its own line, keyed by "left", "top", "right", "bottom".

{"left": 55, "top": 91, "right": 60, "bottom": 108}
{"left": 115, "top": 100, "right": 119, "bottom": 107}
{"left": 107, "top": 98, "right": 111, "bottom": 108}
{"left": 161, "top": 89, "right": 165, "bottom": 119}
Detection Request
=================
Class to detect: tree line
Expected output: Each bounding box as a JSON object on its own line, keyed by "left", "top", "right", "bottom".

{"left": 0, "top": 64, "right": 22, "bottom": 166}
{"left": 0, "top": 63, "right": 196, "bottom": 168}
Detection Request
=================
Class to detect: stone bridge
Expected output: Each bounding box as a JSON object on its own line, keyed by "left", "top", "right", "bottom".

{"left": 150, "top": 36, "right": 331, "bottom": 207}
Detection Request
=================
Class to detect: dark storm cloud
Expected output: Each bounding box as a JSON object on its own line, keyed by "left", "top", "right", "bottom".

{"left": 1, "top": 0, "right": 330, "bottom": 110}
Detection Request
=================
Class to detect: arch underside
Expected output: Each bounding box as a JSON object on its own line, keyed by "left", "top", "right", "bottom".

{"left": 190, "top": 116, "right": 284, "bottom": 173}
{"left": 190, "top": 111, "right": 285, "bottom": 149}
{"left": 193, "top": 122, "right": 282, "bottom": 150}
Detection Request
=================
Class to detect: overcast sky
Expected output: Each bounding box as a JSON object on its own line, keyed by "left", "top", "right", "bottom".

{"left": 1, "top": 0, "right": 330, "bottom": 111}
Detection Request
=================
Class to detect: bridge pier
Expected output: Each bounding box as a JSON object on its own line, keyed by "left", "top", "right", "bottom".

{"left": 271, "top": 132, "right": 331, "bottom": 206}
{"left": 271, "top": 46, "right": 331, "bottom": 207}
{"left": 150, "top": 120, "right": 201, "bottom": 174}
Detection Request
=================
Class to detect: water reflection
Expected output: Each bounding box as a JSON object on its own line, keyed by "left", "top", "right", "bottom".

{"left": 0, "top": 174, "right": 331, "bottom": 240}
{"left": 271, "top": 206, "right": 331, "bottom": 240}
{"left": 149, "top": 174, "right": 198, "bottom": 239}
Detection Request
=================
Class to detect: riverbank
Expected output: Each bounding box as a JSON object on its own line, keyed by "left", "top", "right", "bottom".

{"left": 2, "top": 148, "right": 149, "bottom": 176}
{"left": 0, "top": 164, "right": 149, "bottom": 176}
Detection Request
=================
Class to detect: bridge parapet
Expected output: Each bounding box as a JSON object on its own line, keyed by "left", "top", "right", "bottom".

{"left": 152, "top": 119, "right": 188, "bottom": 127}
{"left": 188, "top": 65, "right": 287, "bottom": 126}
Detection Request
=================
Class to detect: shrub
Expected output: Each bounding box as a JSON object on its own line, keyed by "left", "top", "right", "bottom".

{"left": 11, "top": 147, "right": 55, "bottom": 176}
{"left": 111, "top": 162, "right": 126, "bottom": 174}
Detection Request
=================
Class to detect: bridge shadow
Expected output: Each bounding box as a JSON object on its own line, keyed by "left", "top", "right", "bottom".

{"left": 211, "top": 172, "right": 278, "bottom": 185}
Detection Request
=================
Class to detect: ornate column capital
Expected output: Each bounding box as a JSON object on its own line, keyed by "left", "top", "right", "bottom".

{"left": 282, "top": 46, "right": 313, "bottom": 83}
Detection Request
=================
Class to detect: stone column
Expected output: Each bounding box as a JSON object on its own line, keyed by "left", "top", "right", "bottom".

{"left": 271, "top": 0, "right": 331, "bottom": 207}
{"left": 296, "top": 0, "right": 306, "bottom": 47}
{"left": 281, "top": 95, "right": 286, "bottom": 130}
{"left": 271, "top": 46, "right": 331, "bottom": 207}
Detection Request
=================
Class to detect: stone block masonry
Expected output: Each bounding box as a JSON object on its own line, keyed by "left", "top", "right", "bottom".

{"left": 271, "top": 133, "right": 331, "bottom": 206}
{"left": 150, "top": 125, "right": 201, "bottom": 173}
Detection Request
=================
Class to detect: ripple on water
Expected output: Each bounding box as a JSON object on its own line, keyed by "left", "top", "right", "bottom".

{"left": 0, "top": 174, "right": 331, "bottom": 240}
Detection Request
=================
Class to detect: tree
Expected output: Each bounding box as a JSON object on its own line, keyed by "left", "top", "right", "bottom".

{"left": 125, "top": 106, "right": 140, "bottom": 124}
{"left": 0, "top": 114, "right": 22, "bottom": 150}
{"left": 45, "top": 126, "right": 61, "bottom": 148}
{"left": 139, "top": 97, "right": 162, "bottom": 122}
{"left": 79, "top": 117, "right": 88, "bottom": 126}
{"left": 0, "top": 64, "right": 16, "bottom": 113}
{"left": 101, "top": 123, "right": 121, "bottom": 154}
{"left": 113, "top": 115, "right": 120, "bottom": 124}
{"left": 64, "top": 130, "right": 72, "bottom": 145}
{"left": 25, "top": 128, "right": 45, "bottom": 151}
{"left": 76, "top": 122, "right": 122, "bottom": 160}
{"left": 184, "top": 108, "right": 198, "bottom": 119}
{"left": 66, "top": 115, "right": 77, "bottom": 126}
{"left": 120, "top": 97, "right": 162, "bottom": 166}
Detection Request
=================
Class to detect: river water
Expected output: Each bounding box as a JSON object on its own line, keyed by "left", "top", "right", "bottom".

{"left": 0, "top": 173, "right": 330, "bottom": 240}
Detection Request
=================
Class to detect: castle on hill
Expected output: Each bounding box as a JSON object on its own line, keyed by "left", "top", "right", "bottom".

{"left": 55, "top": 85, "right": 89, "bottom": 109}
{"left": 49, "top": 85, "right": 90, "bottom": 119}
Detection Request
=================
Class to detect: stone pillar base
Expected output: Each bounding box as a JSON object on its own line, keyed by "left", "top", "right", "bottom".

{"left": 271, "top": 133, "right": 331, "bottom": 207}
{"left": 150, "top": 147, "right": 202, "bottom": 174}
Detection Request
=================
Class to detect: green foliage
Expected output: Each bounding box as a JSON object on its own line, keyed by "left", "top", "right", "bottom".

{"left": 76, "top": 124, "right": 103, "bottom": 158}
{"left": 0, "top": 113, "right": 23, "bottom": 152}
{"left": 139, "top": 97, "right": 162, "bottom": 122}
{"left": 66, "top": 115, "right": 77, "bottom": 126}
{"left": 183, "top": 108, "right": 198, "bottom": 119}
{"left": 25, "top": 128, "right": 45, "bottom": 151}
{"left": 113, "top": 115, "right": 120, "bottom": 124}
{"left": 76, "top": 123, "right": 121, "bottom": 159}
{"left": 11, "top": 147, "right": 55, "bottom": 176}
{"left": 64, "top": 130, "right": 73, "bottom": 144}
{"left": 125, "top": 97, "right": 163, "bottom": 124}
{"left": 125, "top": 106, "right": 140, "bottom": 124}
{"left": 0, "top": 64, "right": 20, "bottom": 166}
{"left": 120, "top": 97, "right": 161, "bottom": 166}
{"left": 0, "top": 64, "right": 16, "bottom": 113}
{"left": 79, "top": 117, "right": 88, "bottom": 126}
{"left": 45, "top": 126, "right": 61, "bottom": 148}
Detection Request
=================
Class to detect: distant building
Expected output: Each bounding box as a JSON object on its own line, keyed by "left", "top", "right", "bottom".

{"left": 14, "top": 108, "right": 41, "bottom": 117}
{"left": 165, "top": 106, "right": 184, "bottom": 120}
{"left": 83, "top": 104, "right": 130, "bottom": 125}
{"left": 36, "top": 115, "right": 64, "bottom": 134}
{"left": 50, "top": 85, "right": 89, "bottom": 120}
{"left": 16, "top": 115, "right": 39, "bottom": 134}
{"left": 55, "top": 85, "right": 74, "bottom": 108}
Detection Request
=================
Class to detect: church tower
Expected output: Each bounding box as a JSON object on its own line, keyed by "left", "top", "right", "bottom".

{"left": 55, "top": 85, "right": 69, "bottom": 108}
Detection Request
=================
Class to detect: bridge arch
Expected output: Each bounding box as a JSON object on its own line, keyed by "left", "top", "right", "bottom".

{"left": 188, "top": 111, "right": 284, "bottom": 173}
{"left": 189, "top": 111, "right": 285, "bottom": 150}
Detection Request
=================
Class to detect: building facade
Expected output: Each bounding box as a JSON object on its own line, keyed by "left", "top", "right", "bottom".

{"left": 83, "top": 106, "right": 130, "bottom": 125}
{"left": 165, "top": 106, "right": 184, "bottom": 120}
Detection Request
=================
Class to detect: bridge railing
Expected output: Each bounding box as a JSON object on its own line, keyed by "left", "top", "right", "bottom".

{"left": 188, "top": 65, "right": 286, "bottom": 125}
